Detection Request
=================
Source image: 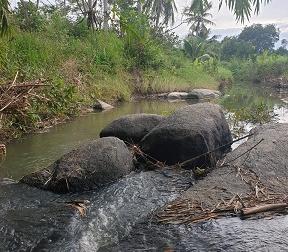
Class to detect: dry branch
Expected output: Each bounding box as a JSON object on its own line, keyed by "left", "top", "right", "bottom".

{"left": 241, "top": 203, "right": 288, "bottom": 216}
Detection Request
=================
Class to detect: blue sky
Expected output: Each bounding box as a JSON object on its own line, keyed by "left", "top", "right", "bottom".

{"left": 174, "top": 0, "right": 288, "bottom": 42}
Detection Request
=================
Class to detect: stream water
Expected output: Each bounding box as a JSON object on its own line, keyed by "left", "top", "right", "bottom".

{"left": 1, "top": 82, "right": 288, "bottom": 251}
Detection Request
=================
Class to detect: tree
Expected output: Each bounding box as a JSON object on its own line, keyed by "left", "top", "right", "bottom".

{"left": 0, "top": 0, "right": 274, "bottom": 36}
{"left": 103, "top": 0, "right": 109, "bottom": 30}
{"left": 220, "top": 36, "right": 256, "bottom": 60}
{"left": 183, "top": 36, "right": 219, "bottom": 61}
{"left": 143, "top": 0, "right": 177, "bottom": 27}
{"left": 276, "top": 39, "right": 288, "bottom": 56}
{"left": 281, "top": 39, "right": 288, "bottom": 49}
{"left": 189, "top": 0, "right": 272, "bottom": 23}
{"left": 14, "top": 1, "right": 45, "bottom": 32}
{"left": 183, "top": 1, "right": 214, "bottom": 39}
{"left": 238, "top": 24, "right": 279, "bottom": 53}
{"left": 0, "top": 0, "right": 9, "bottom": 36}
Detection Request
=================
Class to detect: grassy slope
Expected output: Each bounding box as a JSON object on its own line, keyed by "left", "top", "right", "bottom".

{"left": 0, "top": 31, "right": 227, "bottom": 142}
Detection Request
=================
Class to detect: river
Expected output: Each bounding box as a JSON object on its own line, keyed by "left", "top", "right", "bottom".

{"left": 1, "top": 82, "right": 288, "bottom": 251}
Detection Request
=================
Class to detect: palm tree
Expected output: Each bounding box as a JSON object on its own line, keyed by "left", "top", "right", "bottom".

{"left": 0, "top": 0, "right": 9, "bottom": 36}
{"left": 184, "top": 1, "right": 214, "bottom": 39}
{"left": 143, "top": 0, "right": 177, "bottom": 27}
{"left": 190, "top": 0, "right": 271, "bottom": 23}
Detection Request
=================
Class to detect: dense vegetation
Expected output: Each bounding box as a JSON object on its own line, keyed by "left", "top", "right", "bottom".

{"left": 0, "top": 0, "right": 287, "bottom": 142}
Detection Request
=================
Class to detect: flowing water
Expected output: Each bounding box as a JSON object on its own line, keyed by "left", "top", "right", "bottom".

{"left": 1, "top": 83, "right": 288, "bottom": 251}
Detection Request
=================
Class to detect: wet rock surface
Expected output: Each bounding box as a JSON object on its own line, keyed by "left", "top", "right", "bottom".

{"left": 140, "top": 103, "right": 232, "bottom": 169}
{"left": 20, "top": 137, "right": 134, "bottom": 193}
{"left": 187, "top": 89, "right": 221, "bottom": 100}
{"left": 167, "top": 92, "right": 189, "bottom": 100}
{"left": 100, "top": 114, "right": 164, "bottom": 144}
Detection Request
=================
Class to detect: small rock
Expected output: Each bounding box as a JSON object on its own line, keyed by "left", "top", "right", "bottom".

{"left": 93, "top": 99, "right": 114, "bottom": 111}
{"left": 167, "top": 92, "right": 189, "bottom": 100}
{"left": 187, "top": 89, "right": 221, "bottom": 100}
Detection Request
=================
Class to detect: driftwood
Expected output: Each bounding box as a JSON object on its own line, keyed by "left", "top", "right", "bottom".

{"left": 241, "top": 203, "right": 288, "bottom": 216}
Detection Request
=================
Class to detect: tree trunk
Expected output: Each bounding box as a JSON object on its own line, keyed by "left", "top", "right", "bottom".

{"left": 103, "top": 0, "right": 109, "bottom": 30}
{"left": 137, "top": 0, "right": 142, "bottom": 13}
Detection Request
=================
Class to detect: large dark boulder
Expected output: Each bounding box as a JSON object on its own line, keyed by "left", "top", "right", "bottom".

{"left": 140, "top": 103, "right": 232, "bottom": 169}
{"left": 20, "top": 137, "right": 134, "bottom": 193}
{"left": 100, "top": 114, "right": 164, "bottom": 144}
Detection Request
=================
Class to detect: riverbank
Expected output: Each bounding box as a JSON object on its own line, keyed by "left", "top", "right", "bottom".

{"left": 0, "top": 29, "right": 232, "bottom": 144}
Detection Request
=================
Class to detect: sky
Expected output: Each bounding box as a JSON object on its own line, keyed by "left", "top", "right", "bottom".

{"left": 173, "top": 0, "right": 288, "bottom": 43}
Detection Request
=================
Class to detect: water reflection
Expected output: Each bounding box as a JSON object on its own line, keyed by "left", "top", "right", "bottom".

{"left": 2, "top": 82, "right": 288, "bottom": 180}
{"left": 0, "top": 100, "right": 191, "bottom": 179}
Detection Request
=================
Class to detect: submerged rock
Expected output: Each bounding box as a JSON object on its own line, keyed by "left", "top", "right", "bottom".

{"left": 100, "top": 114, "right": 164, "bottom": 144}
{"left": 140, "top": 103, "right": 232, "bottom": 169}
{"left": 187, "top": 89, "right": 221, "bottom": 100}
{"left": 167, "top": 92, "right": 188, "bottom": 100}
{"left": 20, "top": 137, "right": 134, "bottom": 193}
{"left": 93, "top": 99, "right": 114, "bottom": 111}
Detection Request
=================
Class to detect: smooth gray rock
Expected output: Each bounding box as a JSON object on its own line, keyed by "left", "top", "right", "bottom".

{"left": 140, "top": 103, "right": 232, "bottom": 169}
{"left": 100, "top": 114, "right": 164, "bottom": 144}
{"left": 20, "top": 137, "right": 134, "bottom": 193}
{"left": 167, "top": 92, "right": 189, "bottom": 100}
{"left": 187, "top": 89, "right": 221, "bottom": 100}
{"left": 93, "top": 99, "right": 114, "bottom": 111}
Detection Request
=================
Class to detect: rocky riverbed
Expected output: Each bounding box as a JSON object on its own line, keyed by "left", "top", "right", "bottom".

{"left": 2, "top": 100, "right": 288, "bottom": 251}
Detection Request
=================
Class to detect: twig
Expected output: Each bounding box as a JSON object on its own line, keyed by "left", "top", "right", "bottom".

{"left": 179, "top": 134, "right": 254, "bottom": 167}
{"left": 223, "top": 139, "right": 264, "bottom": 166}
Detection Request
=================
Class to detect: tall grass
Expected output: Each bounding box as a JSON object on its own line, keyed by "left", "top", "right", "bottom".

{"left": 0, "top": 28, "right": 228, "bottom": 142}
{"left": 223, "top": 53, "right": 288, "bottom": 82}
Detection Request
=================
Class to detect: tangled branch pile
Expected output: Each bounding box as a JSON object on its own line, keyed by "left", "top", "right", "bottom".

{"left": 0, "top": 73, "right": 50, "bottom": 142}
{"left": 0, "top": 73, "right": 48, "bottom": 115}
{"left": 155, "top": 162, "right": 288, "bottom": 224}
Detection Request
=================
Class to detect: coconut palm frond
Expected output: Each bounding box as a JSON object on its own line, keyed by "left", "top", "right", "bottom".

{"left": 218, "top": 0, "right": 271, "bottom": 22}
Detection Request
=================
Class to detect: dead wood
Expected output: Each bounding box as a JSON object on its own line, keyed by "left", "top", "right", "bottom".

{"left": 241, "top": 203, "right": 288, "bottom": 216}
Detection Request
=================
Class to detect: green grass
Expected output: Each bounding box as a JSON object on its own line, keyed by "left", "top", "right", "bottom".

{"left": 140, "top": 64, "right": 218, "bottom": 94}
{"left": 223, "top": 53, "right": 288, "bottom": 82}
{"left": 0, "top": 29, "right": 226, "bottom": 142}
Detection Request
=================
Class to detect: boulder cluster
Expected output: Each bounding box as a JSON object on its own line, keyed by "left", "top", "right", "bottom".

{"left": 21, "top": 103, "right": 232, "bottom": 193}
